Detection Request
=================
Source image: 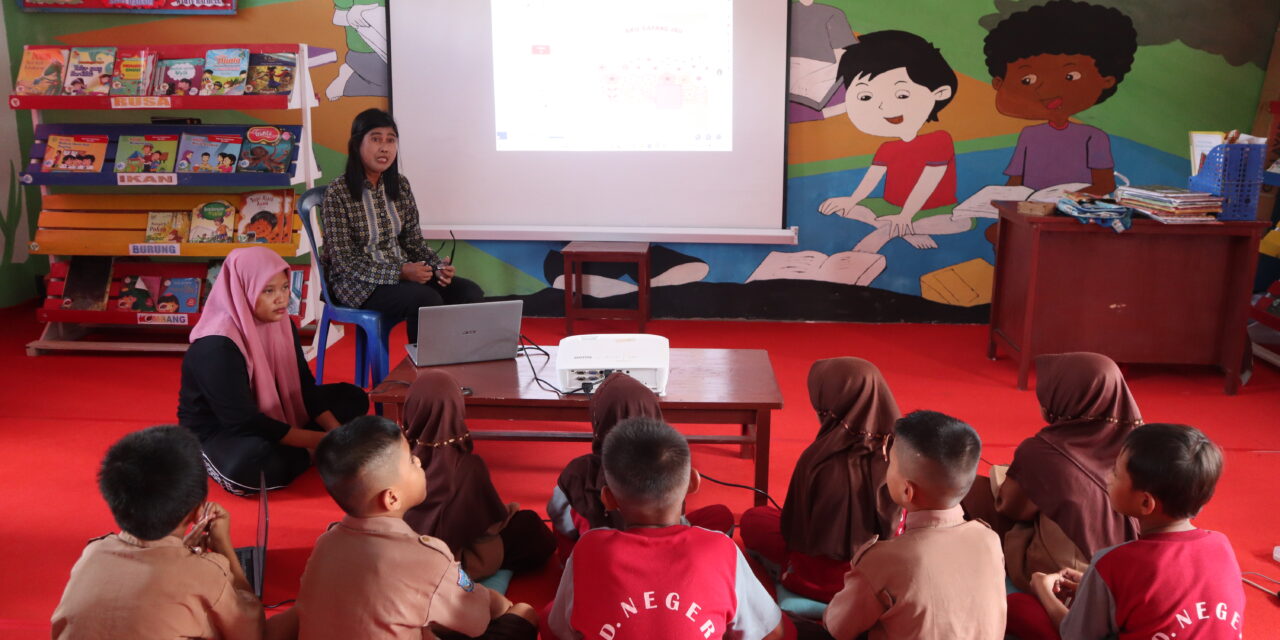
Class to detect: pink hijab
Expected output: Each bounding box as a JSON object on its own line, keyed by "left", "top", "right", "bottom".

{"left": 190, "top": 247, "right": 307, "bottom": 428}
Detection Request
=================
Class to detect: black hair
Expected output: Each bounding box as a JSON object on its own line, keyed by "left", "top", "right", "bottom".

{"left": 200, "top": 152, "right": 210, "bottom": 158}
{"left": 602, "top": 417, "right": 690, "bottom": 505}
{"left": 838, "top": 30, "right": 957, "bottom": 122}
{"left": 1122, "top": 423, "right": 1222, "bottom": 520}
{"left": 893, "top": 410, "right": 982, "bottom": 498}
{"left": 97, "top": 425, "right": 208, "bottom": 540}
{"left": 157, "top": 294, "right": 180, "bottom": 307}
{"left": 344, "top": 108, "right": 401, "bottom": 202}
{"left": 316, "top": 416, "right": 404, "bottom": 515}
{"left": 983, "top": 0, "right": 1136, "bottom": 105}
{"left": 249, "top": 211, "right": 278, "bottom": 227}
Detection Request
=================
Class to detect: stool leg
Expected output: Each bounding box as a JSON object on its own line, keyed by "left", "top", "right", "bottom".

{"left": 354, "top": 326, "right": 367, "bottom": 388}
{"left": 638, "top": 253, "right": 651, "bottom": 333}
{"left": 564, "top": 253, "right": 574, "bottom": 335}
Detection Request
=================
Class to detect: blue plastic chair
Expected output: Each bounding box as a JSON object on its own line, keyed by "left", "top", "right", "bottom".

{"left": 297, "top": 186, "right": 391, "bottom": 388}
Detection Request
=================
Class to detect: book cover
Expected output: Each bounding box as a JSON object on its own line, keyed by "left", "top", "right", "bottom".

{"left": 14, "top": 47, "right": 68, "bottom": 96}
{"left": 188, "top": 200, "right": 237, "bottom": 243}
{"left": 114, "top": 135, "right": 179, "bottom": 173}
{"left": 109, "top": 49, "right": 155, "bottom": 96}
{"left": 117, "top": 274, "right": 157, "bottom": 311}
{"left": 175, "top": 133, "right": 242, "bottom": 173}
{"left": 238, "top": 126, "right": 294, "bottom": 173}
{"left": 60, "top": 256, "right": 113, "bottom": 311}
{"left": 201, "top": 48, "right": 250, "bottom": 96}
{"left": 41, "top": 135, "right": 109, "bottom": 172}
{"left": 237, "top": 191, "right": 292, "bottom": 243}
{"left": 245, "top": 52, "right": 296, "bottom": 95}
{"left": 145, "top": 211, "right": 191, "bottom": 243}
{"left": 746, "top": 250, "right": 886, "bottom": 287}
{"left": 159, "top": 277, "right": 201, "bottom": 313}
{"left": 154, "top": 58, "right": 203, "bottom": 96}
{"left": 63, "top": 46, "right": 115, "bottom": 96}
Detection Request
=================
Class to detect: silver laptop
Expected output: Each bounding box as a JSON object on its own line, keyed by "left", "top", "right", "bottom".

{"left": 406, "top": 300, "right": 523, "bottom": 367}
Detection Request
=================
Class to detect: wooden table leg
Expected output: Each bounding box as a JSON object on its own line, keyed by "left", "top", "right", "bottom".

{"left": 1016, "top": 229, "right": 1043, "bottom": 391}
{"left": 563, "top": 253, "right": 574, "bottom": 335}
{"left": 753, "top": 410, "right": 771, "bottom": 507}
{"left": 638, "top": 252, "right": 650, "bottom": 333}
{"left": 739, "top": 423, "right": 754, "bottom": 459}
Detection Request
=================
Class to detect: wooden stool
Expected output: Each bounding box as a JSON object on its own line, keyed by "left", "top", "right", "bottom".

{"left": 562, "top": 241, "right": 651, "bottom": 335}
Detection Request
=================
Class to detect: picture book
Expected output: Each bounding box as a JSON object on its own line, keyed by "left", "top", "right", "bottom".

{"left": 237, "top": 191, "right": 292, "bottom": 243}
{"left": 41, "top": 135, "right": 109, "bottom": 172}
{"left": 14, "top": 47, "right": 68, "bottom": 96}
{"left": 159, "top": 277, "right": 201, "bottom": 313}
{"left": 245, "top": 52, "right": 296, "bottom": 95}
{"left": 145, "top": 211, "right": 191, "bottom": 243}
{"left": 187, "top": 200, "right": 237, "bottom": 243}
{"left": 203, "top": 261, "right": 222, "bottom": 305}
{"left": 114, "top": 135, "right": 179, "bottom": 173}
{"left": 201, "top": 48, "right": 249, "bottom": 96}
{"left": 951, "top": 182, "right": 1092, "bottom": 220}
{"left": 109, "top": 49, "right": 156, "bottom": 96}
{"left": 288, "top": 269, "right": 304, "bottom": 316}
{"left": 175, "top": 133, "right": 242, "bottom": 173}
{"left": 117, "top": 274, "right": 159, "bottom": 312}
{"left": 60, "top": 256, "right": 113, "bottom": 311}
{"left": 747, "top": 250, "right": 886, "bottom": 287}
{"left": 63, "top": 47, "right": 115, "bottom": 96}
{"left": 154, "top": 58, "right": 203, "bottom": 96}
{"left": 238, "top": 126, "right": 294, "bottom": 173}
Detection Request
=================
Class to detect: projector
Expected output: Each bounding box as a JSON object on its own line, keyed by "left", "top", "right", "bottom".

{"left": 556, "top": 334, "right": 670, "bottom": 395}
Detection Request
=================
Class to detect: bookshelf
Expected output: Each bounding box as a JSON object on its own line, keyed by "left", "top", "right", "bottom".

{"left": 15, "top": 43, "right": 326, "bottom": 356}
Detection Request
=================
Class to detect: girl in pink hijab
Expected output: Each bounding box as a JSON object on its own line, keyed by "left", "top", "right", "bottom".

{"left": 179, "top": 247, "right": 369, "bottom": 494}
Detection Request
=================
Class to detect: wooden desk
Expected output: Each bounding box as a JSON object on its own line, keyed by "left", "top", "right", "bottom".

{"left": 988, "top": 202, "right": 1266, "bottom": 393}
{"left": 562, "top": 241, "right": 651, "bottom": 334}
{"left": 369, "top": 347, "right": 784, "bottom": 505}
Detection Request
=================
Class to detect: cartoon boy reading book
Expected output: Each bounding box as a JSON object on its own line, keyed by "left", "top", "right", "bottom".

{"left": 983, "top": 0, "right": 1137, "bottom": 196}
{"left": 818, "top": 30, "right": 972, "bottom": 254}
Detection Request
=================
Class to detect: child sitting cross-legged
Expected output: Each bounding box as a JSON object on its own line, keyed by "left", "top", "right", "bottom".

{"left": 1030, "top": 423, "right": 1246, "bottom": 639}
{"left": 824, "top": 410, "right": 1006, "bottom": 640}
{"left": 294, "top": 416, "right": 538, "bottom": 640}
{"left": 545, "top": 417, "right": 785, "bottom": 640}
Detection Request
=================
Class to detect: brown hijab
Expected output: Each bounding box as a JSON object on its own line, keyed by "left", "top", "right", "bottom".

{"left": 555, "top": 373, "right": 663, "bottom": 530}
{"left": 780, "top": 357, "right": 902, "bottom": 559}
{"left": 401, "top": 371, "right": 510, "bottom": 553}
{"left": 1008, "top": 352, "right": 1143, "bottom": 557}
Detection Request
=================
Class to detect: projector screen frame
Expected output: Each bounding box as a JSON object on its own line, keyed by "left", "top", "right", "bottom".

{"left": 384, "top": 0, "right": 794, "bottom": 245}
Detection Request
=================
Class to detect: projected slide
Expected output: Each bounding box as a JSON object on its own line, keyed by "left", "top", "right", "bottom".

{"left": 491, "top": 0, "right": 733, "bottom": 152}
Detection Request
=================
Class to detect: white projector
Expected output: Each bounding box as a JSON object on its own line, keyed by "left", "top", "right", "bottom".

{"left": 556, "top": 334, "right": 670, "bottom": 395}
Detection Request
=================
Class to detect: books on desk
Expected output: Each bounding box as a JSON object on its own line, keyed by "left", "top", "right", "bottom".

{"left": 1116, "top": 186, "right": 1224, "bottom": 223}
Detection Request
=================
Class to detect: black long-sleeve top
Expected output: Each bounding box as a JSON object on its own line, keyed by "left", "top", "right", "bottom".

{"left": 178, "top": 323, "right": 322, "bottom": 443}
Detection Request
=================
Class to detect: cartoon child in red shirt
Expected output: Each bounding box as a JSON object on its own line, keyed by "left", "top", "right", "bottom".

{"left": 818, "top": 31, "right": 972, "bottom": 254}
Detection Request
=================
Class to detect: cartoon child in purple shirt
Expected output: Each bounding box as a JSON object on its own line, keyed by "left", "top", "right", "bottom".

{"left": 984, "top": 0, "right": 1137, "bottom": 196}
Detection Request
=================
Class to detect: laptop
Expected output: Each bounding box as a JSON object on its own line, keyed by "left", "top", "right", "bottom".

{"left": 406, "top": 300, "right": 523, "bottom": 367}
{"left": 233, "top": 473, "right": 268, "bottom": 597}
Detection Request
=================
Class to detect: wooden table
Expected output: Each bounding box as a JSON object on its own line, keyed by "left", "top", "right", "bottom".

{"left": 989, "top": 202, "right": 1266, "bottom": 393}
{"left": 562, "top": 241, "right": 651, "bottom": 334}
{"left": 370, "top": 347, "right": 784, "bottom": 505}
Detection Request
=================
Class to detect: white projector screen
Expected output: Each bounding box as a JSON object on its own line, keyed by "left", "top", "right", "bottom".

{"left": 389, "top": 0, "right": 792, "bottom": 243}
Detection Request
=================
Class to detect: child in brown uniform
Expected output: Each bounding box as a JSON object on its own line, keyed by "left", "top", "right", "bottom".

{"left": 295, "top": 416, "right": 537, "bottom": 640}
{"left": 824, "top": 411, "right": 1006, "bottom": 640}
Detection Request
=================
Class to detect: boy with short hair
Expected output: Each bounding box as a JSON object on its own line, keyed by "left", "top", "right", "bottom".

{"left": 824, "top": 410, "right": 1006, "bottom": 640}
{"left": 51, "top": 425, "right": 264, "bottom": 639}
{"left": 295, "top": 416, "right": 537, "bottom": 640}
{"left": 546, "top": 417, "right": 784, "bottom": 640}
{"left": 1033, "top": 423, "right": 1245, "bottom": 639}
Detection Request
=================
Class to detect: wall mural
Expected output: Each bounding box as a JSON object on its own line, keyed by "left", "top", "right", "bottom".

{"left": 1, "top": 0, "right": 1275, "bottom": 323}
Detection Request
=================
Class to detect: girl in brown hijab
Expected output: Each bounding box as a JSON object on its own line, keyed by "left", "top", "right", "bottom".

{"left": 997, "top": 352, "right": 1142, "bottom": 592}
{"left": 546, "top": 373, "right": 734, "bottom": 557}
{"left": 740, "top": 357, "right": 903, "bottom": 603}
{"left": 401, "top": 370, "right": 555, "bottom": 580}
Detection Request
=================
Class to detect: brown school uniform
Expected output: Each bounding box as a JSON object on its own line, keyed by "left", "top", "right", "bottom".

{"left": 296, "top": 515, "right": 496, "bottom": 640}
{"left": 823, "top": 506, "right": 1006, "bottom": 640}
{"left": 51, "top": 533, "right": 264, "bottom": 640}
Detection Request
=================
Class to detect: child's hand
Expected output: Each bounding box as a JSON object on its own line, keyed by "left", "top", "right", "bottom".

{"left": 880, "top": 213, "right": 916, "bottom": 238}
{"left": 818, "top": 196, "right": 860, "bottom": 216}
{"left": 203, "top": 502, "right": 235, "bottom": 555}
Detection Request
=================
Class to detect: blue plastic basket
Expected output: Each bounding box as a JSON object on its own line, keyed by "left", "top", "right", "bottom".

{"left": 1188, "top": 143, "right": 1266, "bottom": 220}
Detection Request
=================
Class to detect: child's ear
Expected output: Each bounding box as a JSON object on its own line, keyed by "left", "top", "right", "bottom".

{"left": 932, "top": 85, "right": 953, "bottom": 102}
{"left": 902, "top": 480, "right": 918, "bottom": 507}
{"left": 991, "top": 77, "right": 1003, "bottom": 91}
{"left": 601, "top": 486, "right": 620, "bottom": 511}
{"left": 1100, "top": 76, "right": 1116, "bottom": 89}
{"left": 688, "top": 468, "right": 702, "bottom": 496}
{"left": 1138, "top": 491, "right": 1158, "bottom": 517}
{"left": 378, "top": 487, "right": 399, "bottom": 513}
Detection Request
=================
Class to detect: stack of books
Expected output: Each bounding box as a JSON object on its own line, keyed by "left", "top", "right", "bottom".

{"left": 1115, "top": 186, "right": 1224, "bottom": 224}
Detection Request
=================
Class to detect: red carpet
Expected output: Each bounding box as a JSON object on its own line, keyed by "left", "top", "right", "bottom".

{"left": 1, "top": 304, "right": 1278, "bottom": 638}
